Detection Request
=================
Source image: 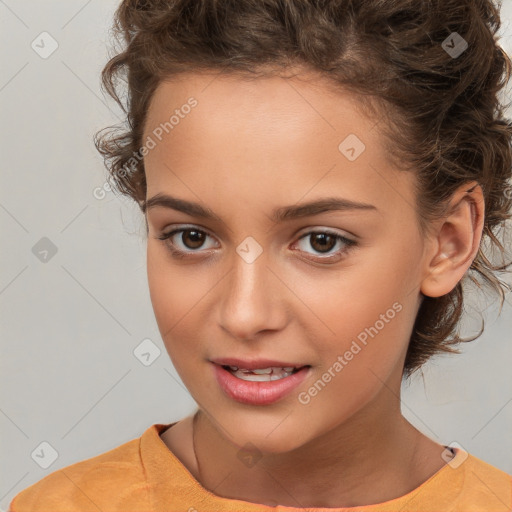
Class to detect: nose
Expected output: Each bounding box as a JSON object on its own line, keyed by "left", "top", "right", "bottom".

{"left": 217, "top": 250, "right": 288, "bottom": 341}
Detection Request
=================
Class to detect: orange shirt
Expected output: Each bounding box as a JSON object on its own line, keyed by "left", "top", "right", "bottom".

{"left": 9, "top": 422, "right": 512, "bottom": 511}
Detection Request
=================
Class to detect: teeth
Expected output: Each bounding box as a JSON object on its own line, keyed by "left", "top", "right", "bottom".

{"left": 227, "top": 365, "right": 296, "bottom": 373}
{"left": 228, "top": 366, "right": 298, "bottom": 382}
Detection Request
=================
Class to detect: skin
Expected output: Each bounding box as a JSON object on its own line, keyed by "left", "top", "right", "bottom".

{"left": 142, "top": 69, "right": 485, "bottom": 508}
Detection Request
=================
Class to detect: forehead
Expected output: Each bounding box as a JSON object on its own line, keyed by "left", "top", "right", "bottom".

{"left": 142, "top": 70, "right": 413, "bottom": 216}
{"left": 144, "top": 69, "right": 378, "bottom": 143}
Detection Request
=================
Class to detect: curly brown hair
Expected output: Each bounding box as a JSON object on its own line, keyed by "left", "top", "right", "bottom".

{"left": 94, "top": 0, "right": 512, "bottom": 378}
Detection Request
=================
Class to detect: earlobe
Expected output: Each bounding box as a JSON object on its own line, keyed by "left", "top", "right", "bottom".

{"left": 420, "top": 181, "right": 485, "bottom": 298}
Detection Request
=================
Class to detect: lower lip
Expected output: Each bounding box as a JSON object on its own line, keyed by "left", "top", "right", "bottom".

{"left": 212, "top": 363, "right": 310, "bottom": 405}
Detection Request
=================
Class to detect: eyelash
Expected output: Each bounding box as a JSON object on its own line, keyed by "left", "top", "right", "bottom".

{"left": 156, "top": 225, "right": 358, "bottom": 263}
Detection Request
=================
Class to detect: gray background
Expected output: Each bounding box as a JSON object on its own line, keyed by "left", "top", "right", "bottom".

{"left": 1, "top": 1, "right": 511, "bottom": 508}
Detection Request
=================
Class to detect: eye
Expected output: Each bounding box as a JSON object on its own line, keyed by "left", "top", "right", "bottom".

{"left": 292, "top": 230, "right": 357, "bottom": 262}
{"left": 156, "top": 225, "right": 357, "bottom": 262}
{"left": 157, "top": 226, "right": 218, "bottom": 257}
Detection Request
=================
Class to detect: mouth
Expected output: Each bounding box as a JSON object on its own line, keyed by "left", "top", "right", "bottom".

{"left": 211, "top": 360, "right": 312, "bottom": 405}
{"left": 221, "top": 365, "right": 307, "bottom": 381}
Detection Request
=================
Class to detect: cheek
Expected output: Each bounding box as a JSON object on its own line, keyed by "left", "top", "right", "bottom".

{"left": 289, "top": 261, "right": 413, "bottom": 344}
{"left": 147, "top": 244, "right": 202, "bottom": 333}
{"left": 309, "top": 295, "right": 412, "bottom": 388}
{"left": 146, "top": 243, "right": 224, "bottom": 385}
{"left": 288, "top": 242, "right": 420, "bottom": 379}
{"left": 146, "top": 248, "right": 201, "bottom": 370}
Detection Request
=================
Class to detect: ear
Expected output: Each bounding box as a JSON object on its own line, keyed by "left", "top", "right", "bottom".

{"left": 420, "top": 181, "right": 485, "bottom": 298}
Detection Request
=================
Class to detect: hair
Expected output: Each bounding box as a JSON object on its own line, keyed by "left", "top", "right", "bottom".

{"left": 94, "top": 0, "right": 512, "bottom": 378}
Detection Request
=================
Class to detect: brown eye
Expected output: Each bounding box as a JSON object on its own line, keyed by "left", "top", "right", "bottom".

{"left": 294, "top": 230, "right": 357, "bottom": 261}
{"left": 180, "top": 229, "right": 206, "bottom": 249}
{"left": 157, "top": 226, "right": 218, "bottom": 256}
{"left": 308, "top": 233, "right": 337, "bottom": 253}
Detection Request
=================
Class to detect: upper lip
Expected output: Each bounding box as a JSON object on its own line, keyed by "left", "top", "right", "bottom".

{"left": 210, "top": 357, "right": 309, "bottom": 370}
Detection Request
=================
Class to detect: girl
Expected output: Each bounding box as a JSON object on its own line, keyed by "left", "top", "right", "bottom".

{"left": 10, "top": 0, "right": 512, "bottom": 510}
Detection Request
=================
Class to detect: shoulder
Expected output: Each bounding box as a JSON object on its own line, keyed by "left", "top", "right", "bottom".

{"left": 455, "top": 452, "right": 512, "bottom": 510}
{"left": 8, "top": 433, "right": 150, "bottom": 512}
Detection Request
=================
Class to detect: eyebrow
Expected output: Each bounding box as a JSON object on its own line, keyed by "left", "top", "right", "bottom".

{"left": 142, "top": 193, "right": 378, "bottom": 222}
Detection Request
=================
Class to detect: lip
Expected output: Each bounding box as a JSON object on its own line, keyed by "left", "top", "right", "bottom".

{"left": 210, "top": 357, "right": 306, "bottom": 370}
{"left": 211, "top": 362, "right": 311, "bottom": 405}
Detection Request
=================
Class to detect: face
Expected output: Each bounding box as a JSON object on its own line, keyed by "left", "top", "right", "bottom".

{"left": 143, "top": 70, "right": 429, "bottom": 454}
